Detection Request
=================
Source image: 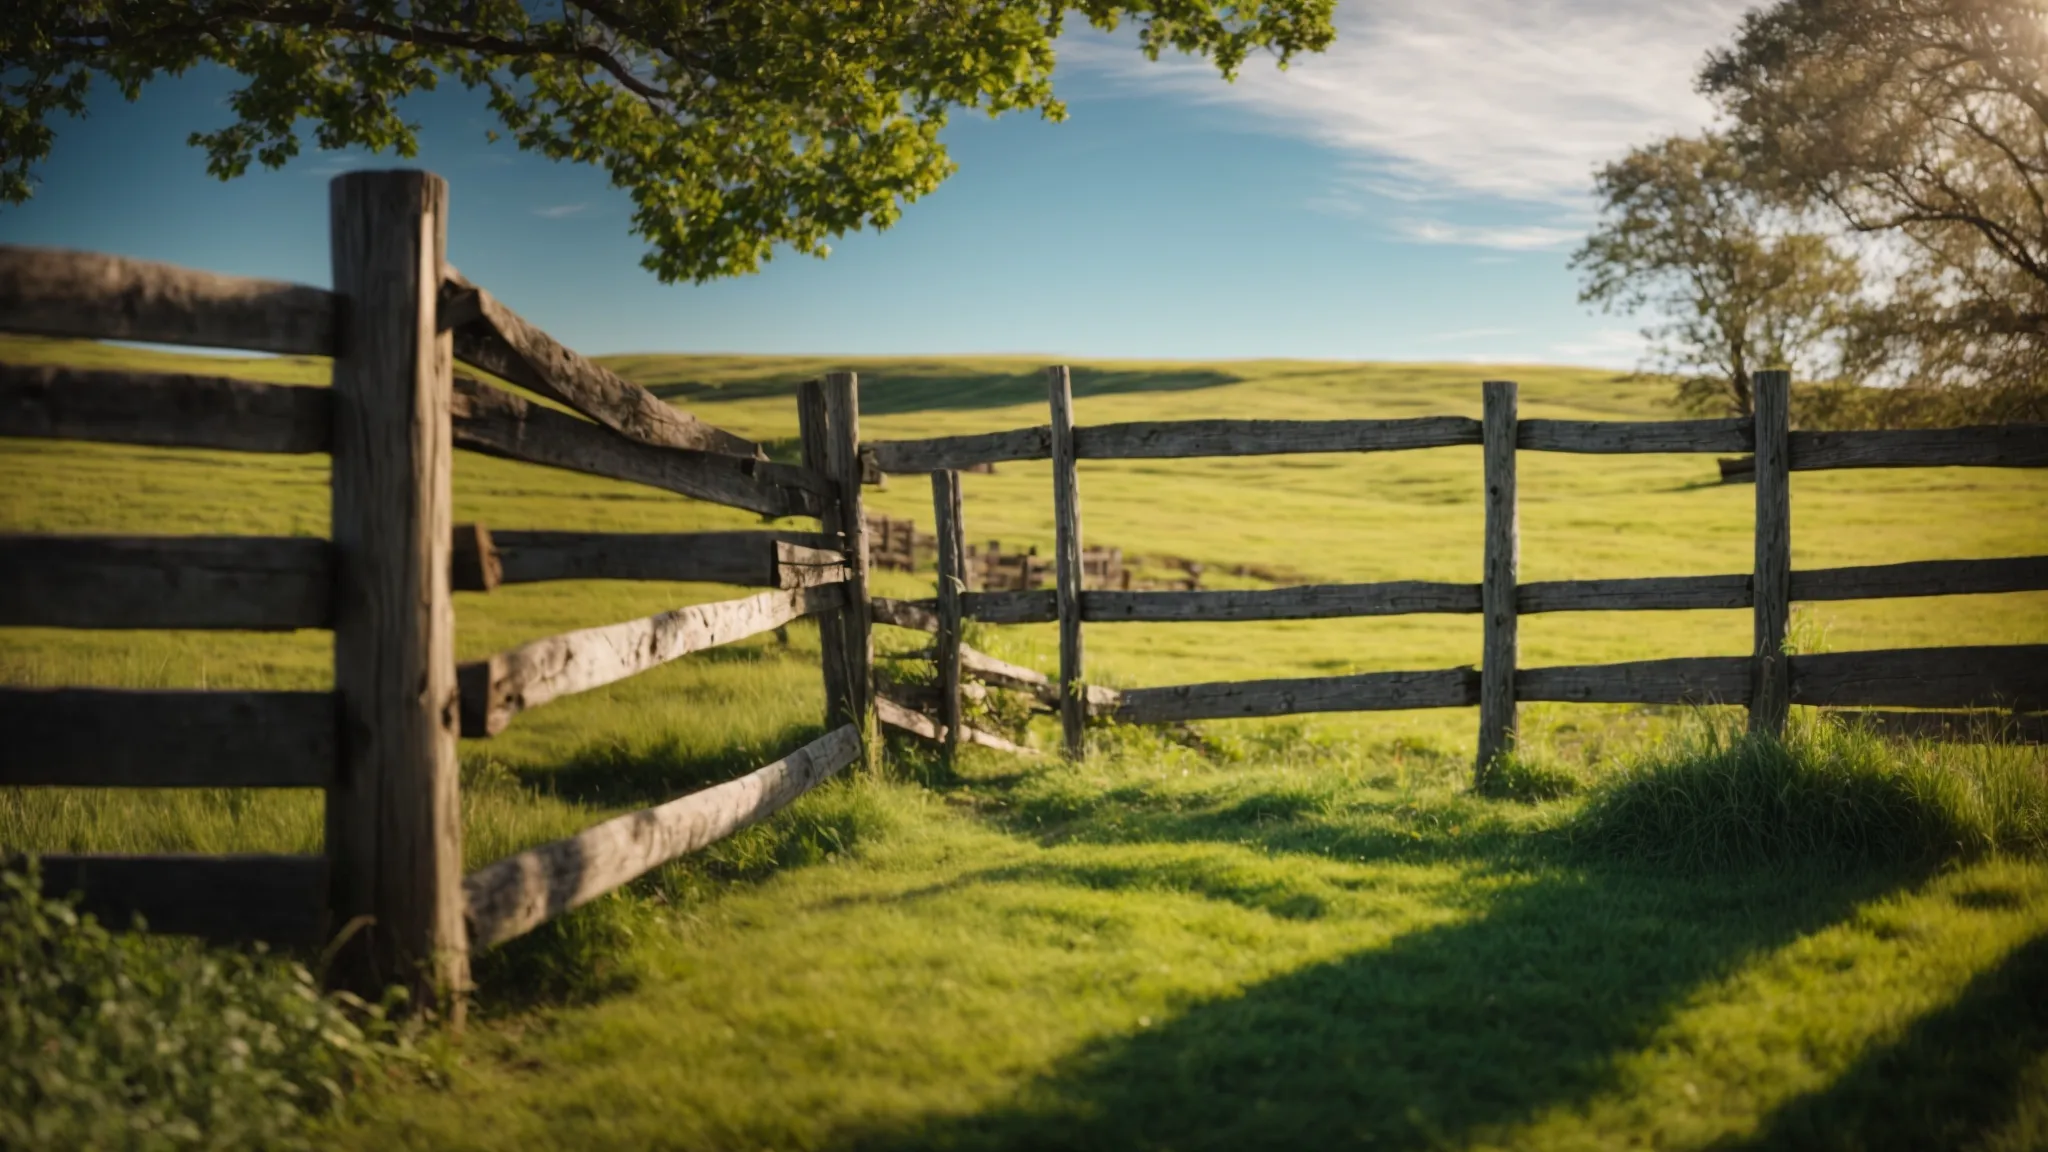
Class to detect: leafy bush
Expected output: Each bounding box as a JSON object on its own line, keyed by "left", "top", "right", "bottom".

{"left": 1573, "top": 716, "right": 2048, "bottom": 871}
{"left": 0, "top": 861, "right": 421, "bottom": 1151}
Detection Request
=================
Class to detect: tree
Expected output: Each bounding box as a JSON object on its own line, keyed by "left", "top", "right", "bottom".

{"left": 1572, "top": 133, "right": 1861, "bottom": 416}
{"left": 1, "top": 0, "right": 1334, "bottom": 282}
{"left": 1701, "top": 0, "right": 2048, "bottom": 392}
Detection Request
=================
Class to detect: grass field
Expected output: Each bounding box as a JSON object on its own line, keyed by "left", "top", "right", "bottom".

{"left": 3, "top": 333, "right": 2046, "bottom": 1149}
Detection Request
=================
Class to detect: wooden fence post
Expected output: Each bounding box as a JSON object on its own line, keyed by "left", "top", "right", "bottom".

{"left": 1751, "top": 368, "right": 1792, "bottom": 736}
{"left": 932, "top": 470, "right": 966, "bottom": 766}
{"left": 1049, "top": 366, "right": 1086, "bottom": 759}
{"left": 1477, "top": 379, "right": 1519, "bottom": 777}
{"left": 327, "top": 170, "right": 466, "bottom": 1018}
{"left": 821, "top": 372, "right": 874, "bottom": 762}
{"left": 796, "top": 381, "right": 846, "bottom": 728}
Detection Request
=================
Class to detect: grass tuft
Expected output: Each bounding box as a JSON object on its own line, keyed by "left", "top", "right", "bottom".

{"left": 0, "top": 860, "right": 430, "bottom": 1151}
{"left": 1573, "top": 715, "right": 2048, "bottom": 871}
{"left": 1475, "top": 749, "right": 1583, "bottom": 803}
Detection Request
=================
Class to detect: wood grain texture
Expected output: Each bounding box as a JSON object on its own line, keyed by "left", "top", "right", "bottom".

{"left": 1826, "top": 709, "right": 2048, "bottom": 744}
{"left": 0, "top": 534, "right": 332, "bottom": 630}
{"left": 34, "top": 855, "right": 327, "bottom": 945}
{"left": 486, "top": 529, "right": 841, "bottom": 588}
{"left": 1478, "top": 380, "right": 1519, "bottom": 772}
{"left": 1791, "top": 555, "right": 2048, "bottom": 601}
{"left": 326, "top": 170, "right": 466, "bottom": 1007}
{"left": 1072, "top": 416, "right": 1483, "bottom": 458}
{"left": 965, "top": 589, "right": 1059, "bottom": 624}
{"left": 865, "top": 426, "right": 1053, "bottom": 473}
{"left": 1791, "top": 645, "right": 2048, "bottom": 709}
{"left": 1518, "top": 574, "right": 1752, "bottom": 613}
{"left": 0, "top": 244, "right": 336, "bottom": 355}
{"left": 0, "top": 687, "right": 335, "bottom": 787}
{"left": 1752, "top": 370, "right": 1792, "bottom": 735}
{"left": 460, "top": 583, "right": 847, "bottom": 736}
{"left": 1049, "top": 366, "right": 1087, "bottom": 757}
{"left": 0, "top": 363, "right": 331, "bottom": 453}
{"left": 822, "top": 374, "right": 874, "bottom": 751}
{"left": 451, "top": 376, "right": 821, "bottom": 518}
{"left": 1517, "top": 417, "right": 1750, "bottom": 454}
{"left": 441, "top": 276, "right": 759, "bottom": 458}
{"left": 933, "top": 470, "right": 966, "bottom": 765}
{"left": 796, "top": 380, "right": 853, "bottom": 735}
{"left": 1081, "top": 582, "right": 1481, "bottom": 621}
{"left": 1789, "top": 424, "right": 2048, "bottom": 470}
{"left": 1515, "top": 657, "right": 1751, "bottom": 704}
{"left": 1115, "top": 667, "right": 1478, "bottom": 724}
{"left": 463, "top": 726, "right": 863, "bottom": 949}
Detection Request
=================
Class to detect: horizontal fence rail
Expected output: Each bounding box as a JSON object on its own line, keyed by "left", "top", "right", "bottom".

{"left": 0, "top": 245, "right": 337, "bottom": 356}
{"left": 451, "top": 376, "right": 824, "bottom": 519}
{"left": 0, "top": 363, "right": 332, "bottom": 453}
{"left": 874, "top": 694, "right": 1037, "bottom": 755}
{"left": 464, "top": 725, "right": 863, "bottom": 948}
{"left": 0, "top": 535, "right": 333, "bottom": 630}
{"left": 441, "top": 274, "right": 759, "bottom": 459}
{"left": 461, "top": 528, "right": 843, "bottom": 590}
{"left": 460, "top": 583, "right": 847, "bottom": 736}
{"left": 31, "top": 854, "right": 329, "bottom": 945}
{"left": 864, "top": 418, "right": 2048, "bottom": 473}
{"left": 0, "top": 688, "right": 337, "bottom": 787}
{"left": 1113, "top": 667, "right": 1479, "bottom": 725}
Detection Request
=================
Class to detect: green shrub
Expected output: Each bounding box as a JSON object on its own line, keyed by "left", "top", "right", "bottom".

{"left": 1573, "top": 716, "right": 2048, "bottom": 871}
{"left": 0, "top": 861, "right": 421, "bottom": 1151}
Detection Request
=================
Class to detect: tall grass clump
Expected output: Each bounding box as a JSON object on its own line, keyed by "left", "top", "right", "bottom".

{"left": 1574, "top": 715, "right": 2048, "bottom": 870}
{"left": 1, "top": 861, "right": 425, "bottom": 1152}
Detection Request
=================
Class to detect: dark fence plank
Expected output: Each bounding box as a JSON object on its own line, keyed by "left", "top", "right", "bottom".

{"left": 1114, "top": 667, "right": 1478, "bottom": 724}
{"left": 1517, "top": 417, "right": 1750, "bottom": 454}
{"left": 0, "top": 535, "right": 331, "bottom": 630}
{"left": 1791, "top": 556, "right": 2048, "bottom": 601}
{"left": 489, "top": 530, "right": 842, "bottom": 588}
{"left": 1073, "top": 416, "right": 1483, "bottom": 459}
{"left": 0, "top": 687, "right": 336, "bottom": 787}
{"left": 1791, "top": 645, "right": 2048, "bottom": 709}
{"left": 1515, "top": 657, "right": 1751, "bottom": 704}
{"left": 0, "top": 245, "right": 336, "bottom": 355}
{"left": 1083, "top": 581, "right": 1480, "bottom": 621}
{"left": 32, "top": 855, "right": 328, "bottom": 945}
{"left": 0, "top": 363, "right": 331, "bottom": 453}
{"left": 1518, "top": 574, "right": 1751, "bottom": 613}
{"left": 1789, "top": 425, "right": 2048, "bottom": 470}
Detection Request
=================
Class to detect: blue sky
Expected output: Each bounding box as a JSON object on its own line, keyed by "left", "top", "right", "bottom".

{"left": 0, "top": 0, "right": 1752, "bottom": 365}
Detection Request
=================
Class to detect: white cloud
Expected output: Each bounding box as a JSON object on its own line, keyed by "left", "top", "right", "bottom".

{"left": 1395, "top": 220, "right": 1582, "bottom": 251}
{"left": 1546, "top": 327, "right": 1646, "bottom": 367}
{"left": 1421, "top": 326, "right": 1520, "bottom": 342}
{"left": 533, "top": 203, "right": 589, "bottom": 219}
{"left": 1061, "top": 0, "right": 1751, "bottom": 208}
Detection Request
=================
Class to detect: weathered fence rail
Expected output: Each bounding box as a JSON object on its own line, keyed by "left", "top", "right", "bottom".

{"left": 862, "top": 370, "right": 2048, "bottom": 764}
{"left": 0, "top": 171, "right": 874, "bottom": 1016}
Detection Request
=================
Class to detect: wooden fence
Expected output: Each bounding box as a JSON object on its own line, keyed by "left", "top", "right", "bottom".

{"left": 863, "top": 368, "right": 2048, "bottom": 761}
{"left": 0, "top": 171, "right": 876, "bottom": 1017}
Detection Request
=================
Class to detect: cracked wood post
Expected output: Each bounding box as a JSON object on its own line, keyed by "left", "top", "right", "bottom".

{"left": 821, "top": 373, "right": 874, "bottom": 765}
{"left": 1476, "top": 379, "right": 1518, "bottom": 778}
{"left": 1049, "top": 366, "right": 1086, "bottom": 759}
{"left": 1750, "top": 369, "right": 1792, "bottom": 737}
{"left": 932, "top": 470, "right": 966, "bottom": 767}
{"left": 327, "top": 170, "right": 467, "bottom": 1019}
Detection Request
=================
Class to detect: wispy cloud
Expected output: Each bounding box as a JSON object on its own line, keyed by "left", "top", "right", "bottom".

{"left": 1395, "top": 220, "right": 1582, "bottom": 251}
{"left": 1061, "top": 0, "right": 1750, "bottom": 208}
{"left": 1422, "top": 326, "right": 1520, "bottom": 343}
{"left": 533, "top": 203, "right": 589, "bottom": 219}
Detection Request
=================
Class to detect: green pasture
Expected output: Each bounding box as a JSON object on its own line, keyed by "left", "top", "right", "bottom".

{"left": 3, "top": 333, "right": 2046, "bottom": 1149}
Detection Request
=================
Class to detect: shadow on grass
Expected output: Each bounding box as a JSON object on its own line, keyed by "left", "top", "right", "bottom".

{"left": 645, "top": 364, "right": 1244, "bottom": 416}
{"left": 848, "top": 853, "right": 1905, "bottom": 1151}
{"left": 1719, "top": 921, "right": 2048, "bottom": 1152}
{"left": 511, "top": 719, "right": 831, "bottom": 809}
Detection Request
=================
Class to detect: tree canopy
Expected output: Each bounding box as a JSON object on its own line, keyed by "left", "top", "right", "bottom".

{"left": 2, "top": 0, "right": 1335, "bottom": 281}
{"left": 1702, "top": 0, "right": 2048, "bottom": 391}
{"left": 1573, "top": 133, "right": 1860, "bottom": 416}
